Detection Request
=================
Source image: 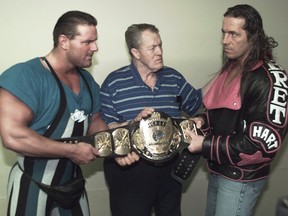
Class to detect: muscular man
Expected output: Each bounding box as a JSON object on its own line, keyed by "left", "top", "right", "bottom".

{"left": 0, "top": 11, "right": 107, "bottom": 216}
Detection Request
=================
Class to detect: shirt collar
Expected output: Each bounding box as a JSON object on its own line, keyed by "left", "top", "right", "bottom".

{"left": 129, "top": 61, "right": 165, "bottom": 86}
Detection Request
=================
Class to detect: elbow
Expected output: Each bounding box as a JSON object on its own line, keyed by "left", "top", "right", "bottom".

{"left": 1, "top": 137, "right": 14, "bottom": 151}
{"left": 0, "top": 132, "right": 19, "bottom": 152}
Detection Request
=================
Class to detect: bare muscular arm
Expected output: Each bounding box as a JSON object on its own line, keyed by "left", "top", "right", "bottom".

{"left": 0, "top": 88, "right": 98, "bottom": 164}
{"left": 87, "top": 112, "right": 109, "bottom": 135}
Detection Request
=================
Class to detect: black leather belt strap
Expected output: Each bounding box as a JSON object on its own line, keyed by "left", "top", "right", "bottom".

{"left": 171, "top": 150, "right": 201, "bottom": 184}
{"left": 170, "top": 124, "right": 204, "bottom": 184}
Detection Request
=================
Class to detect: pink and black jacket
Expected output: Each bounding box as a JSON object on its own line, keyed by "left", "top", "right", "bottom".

{"left": 201, "top": 60, "right": 288, "bottom": 182}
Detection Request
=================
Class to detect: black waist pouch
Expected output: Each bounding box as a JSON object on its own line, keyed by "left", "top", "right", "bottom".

{"left": 20, "top": 164, "right": 86, "bottom": 209}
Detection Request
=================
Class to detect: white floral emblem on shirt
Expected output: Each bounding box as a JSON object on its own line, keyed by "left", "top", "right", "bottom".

{"left": 70, "top": 109, "right": 87, "bottom": 122}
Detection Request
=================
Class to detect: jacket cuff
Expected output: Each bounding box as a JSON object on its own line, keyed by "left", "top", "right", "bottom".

{"left": 202, "top": 135, "right": 212, "bottom": 160}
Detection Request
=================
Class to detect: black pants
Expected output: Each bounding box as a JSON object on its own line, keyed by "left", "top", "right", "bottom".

{"left": 104, "top": 157, "right": 182, "bottom": 216}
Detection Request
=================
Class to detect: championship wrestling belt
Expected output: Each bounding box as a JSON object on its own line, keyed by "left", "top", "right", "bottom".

{"left": 56, "top": 111, "right": 203, "bottom": 183}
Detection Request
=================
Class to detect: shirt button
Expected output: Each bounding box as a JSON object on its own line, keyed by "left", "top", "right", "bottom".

{"left": 233, "top": 102, "right": 237, "bottom": 106}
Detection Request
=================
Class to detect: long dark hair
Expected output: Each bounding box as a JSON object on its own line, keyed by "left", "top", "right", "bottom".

{"left": 222, "top": 4, "right": 278, "bottom": 73}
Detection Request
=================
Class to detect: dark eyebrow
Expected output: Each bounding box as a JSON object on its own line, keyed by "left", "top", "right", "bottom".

{"left": 221, "top": 29, "right": 238, "bottom": 35}
{"left": 82, "top": 38, "right": 97, "bottom": 44}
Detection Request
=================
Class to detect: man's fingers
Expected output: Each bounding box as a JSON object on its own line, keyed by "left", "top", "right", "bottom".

{"left": 114, "top": 152, "right": 140, "bottom": 166}
{"left": 186, "top": 128, "right": 197, "bottom": 138}
{"left": 129, "top": 152, "right": 140, "bottom": 161}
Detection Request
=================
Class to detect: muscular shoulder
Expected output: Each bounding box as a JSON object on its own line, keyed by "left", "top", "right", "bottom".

{"left": 0, "top": 58, "right": 58, "bottom": 114}
{"left": 0, "top": 58, "right": 51, "bottom": 85}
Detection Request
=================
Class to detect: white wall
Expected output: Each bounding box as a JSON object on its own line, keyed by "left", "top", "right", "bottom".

{"left": 0, "top": 0, "right": 287, "bottom": 215}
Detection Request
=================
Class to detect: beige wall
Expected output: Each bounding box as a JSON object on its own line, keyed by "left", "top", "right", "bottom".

{"left": 0, "top": 0, "right": 287, "bottom": 215}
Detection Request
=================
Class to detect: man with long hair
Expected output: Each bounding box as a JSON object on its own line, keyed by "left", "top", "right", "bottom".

{"left": 187, "top": 4, "right": 287, "bottom": 216}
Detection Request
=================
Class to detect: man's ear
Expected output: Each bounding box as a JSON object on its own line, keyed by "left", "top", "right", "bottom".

{"left": 59, "top": 34, "right": 69, "bottom": 50}
{"left": 131, "top": 48, "right": 140, "bottom": 59}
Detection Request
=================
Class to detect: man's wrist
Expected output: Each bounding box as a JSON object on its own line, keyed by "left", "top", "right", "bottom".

{"left": 128, "top": 119, "right": 135, "bottom": 125}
